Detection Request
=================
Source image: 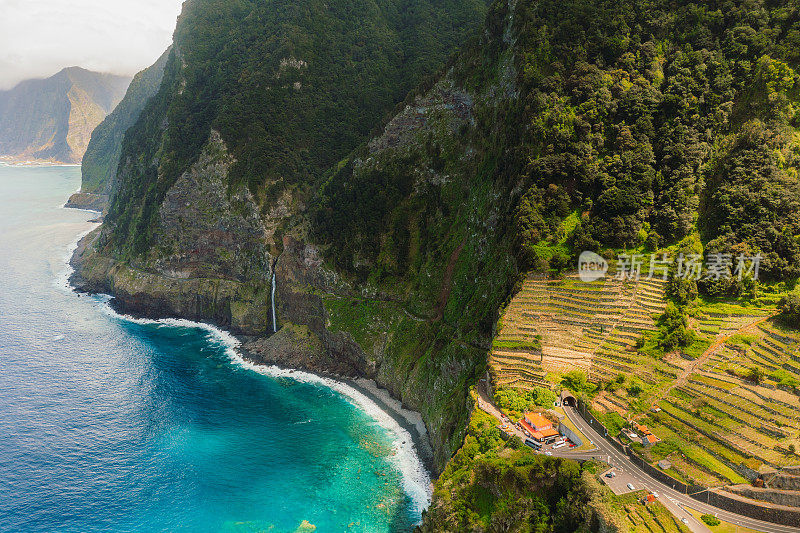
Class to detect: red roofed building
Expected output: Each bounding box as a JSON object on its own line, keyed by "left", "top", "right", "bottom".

{"left": 635, "top": 424, "right": 660, "bottom": 446}
{"left": 520, "top": 412, "right": 560, "bottom": 442}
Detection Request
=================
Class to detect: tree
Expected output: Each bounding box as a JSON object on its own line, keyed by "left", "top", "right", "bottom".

{"left": 779, "top": 293, "right": 800, "bottom": 328}
{"left": 747, "top": 366, "right": 765, "bottom": 384}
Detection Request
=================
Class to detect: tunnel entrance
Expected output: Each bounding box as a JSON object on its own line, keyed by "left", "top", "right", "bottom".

{"left": 561, "top": 392, "right": 577, "bottom": 407}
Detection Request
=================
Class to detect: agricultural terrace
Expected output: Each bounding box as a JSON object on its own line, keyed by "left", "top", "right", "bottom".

{"left": 491, "top": 273, "right": 800, "bottom": 491}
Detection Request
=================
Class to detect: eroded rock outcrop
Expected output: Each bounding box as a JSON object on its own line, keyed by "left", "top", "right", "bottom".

{"left": 71, "top": 132, "right": 272, "bottom": 335}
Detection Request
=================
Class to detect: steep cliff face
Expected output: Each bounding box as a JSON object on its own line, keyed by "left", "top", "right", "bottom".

{"left": 66, "top": 49, "right": 171, "bottom": 212}
{"left": 72, "top": 0, "right": 498, "bottom": 472}
{"left": 72, "top": 0, "right": 800, "bottom": 493}
{"left": 71, "top": 131, "right": 271, "bottom": 334}
{"left": 0, "top": 67, "right": 130, "bottom": 163}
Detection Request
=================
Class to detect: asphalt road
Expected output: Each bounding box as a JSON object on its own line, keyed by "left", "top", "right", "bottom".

{"left": 556, "top": 406, "right": 800, "bottom": 533}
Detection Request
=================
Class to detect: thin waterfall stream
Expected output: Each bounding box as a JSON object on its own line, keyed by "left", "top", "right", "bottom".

{"left": 271, "top": 270, "right": 277, "bottom": 333}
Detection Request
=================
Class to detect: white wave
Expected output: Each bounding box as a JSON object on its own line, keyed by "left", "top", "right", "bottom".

{"left": 100, "top": 300, "right": 433, "bottom": 518}
{"left": 228, "top": 350, "right": 433, "bottom": 518}
{"left": 62, "top": 206, "right": 102, "bottom": 215}
{"left": 54, "top": 225, "right": 99, "bottom": 293}
{"left": 58, "top": 227, "right": 432, "bottom": 520}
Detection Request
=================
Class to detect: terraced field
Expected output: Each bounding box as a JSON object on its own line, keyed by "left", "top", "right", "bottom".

{"left": 491, "top": 272, "right": 800, "bottom": 492}
{"left": 489, "top": 273, "right": 669, "bottom": 391}
{"left": 640, "top": 314, "right": 800, "bottom": 488}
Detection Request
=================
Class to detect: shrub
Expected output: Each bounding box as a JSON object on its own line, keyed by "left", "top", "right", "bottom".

{"left": 779, "top": 293, "right": 800, "bottom": 327}
{"left": 701, "top": 514, "right": 721, "bottom": 526}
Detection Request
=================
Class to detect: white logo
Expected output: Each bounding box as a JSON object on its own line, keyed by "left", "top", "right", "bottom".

{"left": 578, "top": 251, "right": 608, "bottom": 282}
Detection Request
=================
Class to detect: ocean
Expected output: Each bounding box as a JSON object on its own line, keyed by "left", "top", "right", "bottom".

{"left": 0, "top": 165, "right": 429, "bottom": 532}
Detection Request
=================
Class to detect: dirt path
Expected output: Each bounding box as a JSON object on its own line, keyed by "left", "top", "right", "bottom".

{"left": 432, "top": 236, "right": 466, "bottom": 322}
{"left": 476, "top": 375, "right": 531, "bottom": 442}
{"left": 655, "top": 312, "right": 776, "bottom": 403}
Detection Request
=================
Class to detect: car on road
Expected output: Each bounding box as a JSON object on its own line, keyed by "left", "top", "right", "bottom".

{"left": 627, "top": 483, "right": 635, "bottom": 491}
{"left": 545, "top": 451, "right": 552, "bottom": 456}
{"left": 651, "top": 492, "right": 659, "bottom": 498}
{"left": 681, "top": 518, "right": 688, "bottom": 525}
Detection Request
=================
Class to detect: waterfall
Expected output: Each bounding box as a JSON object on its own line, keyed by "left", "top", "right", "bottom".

{"left": 271, "top": 271, "right": 277, "bottom": 333}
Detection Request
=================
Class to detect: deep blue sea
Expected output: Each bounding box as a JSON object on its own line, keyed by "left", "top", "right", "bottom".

{"left": 0, "top": 165, "right": 429, "bottom": 533}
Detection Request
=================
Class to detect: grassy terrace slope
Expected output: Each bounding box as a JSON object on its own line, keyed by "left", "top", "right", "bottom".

{"left": 641, "top": 313, "right": 800, "bottom": 487}
{"left": 494, "top": 277, "right": 800, "bottom": 492}
{"left": 490, "top": 273, "right": 668, "bottom": 389}
{"left": 490, "top": 276, "right": 800, "bottom": 494}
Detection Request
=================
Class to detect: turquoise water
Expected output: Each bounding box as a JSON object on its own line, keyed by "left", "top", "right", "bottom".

{"left": 0, "top": 166, "right": 428, "bottom": 532}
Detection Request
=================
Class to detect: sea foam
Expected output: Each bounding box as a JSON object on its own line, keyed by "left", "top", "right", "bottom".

{"left": 96, "top": 298, "right": 433, "bottom": 519}
{"left": 54, "top": 225, "right": 98, "bottom": 292}
{"left": 58, "top": 221, "right": 433, "bottom": 519}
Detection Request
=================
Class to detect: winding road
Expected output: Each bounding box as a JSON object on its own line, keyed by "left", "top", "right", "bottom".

{"left": 554, "top": 406, "right": 799, "bottom": 533}
{"left": 475, "top": 379, "right": 797, "bottom": 532}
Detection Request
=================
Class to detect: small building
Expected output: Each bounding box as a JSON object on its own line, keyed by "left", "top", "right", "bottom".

{"left": 521, "top": 412, "right": 560, "bottom": 443}
{"left": 636, "top": 424, "right": 660, "bottom": 447}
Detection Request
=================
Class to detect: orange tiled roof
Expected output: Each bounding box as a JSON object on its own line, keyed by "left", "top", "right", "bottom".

{"left": 524, "top": 412, "right": 552, "bottom": 429}
{"left": 540, "top": 427, "right": 559, "bottom": 438}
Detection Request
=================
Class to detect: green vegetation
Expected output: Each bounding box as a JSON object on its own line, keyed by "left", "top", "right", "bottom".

{"left": 88, "top": 0, "right": 800, "bottom": 525}
{"left": 562, "top": 370, "right": 597, "bottom": 395}
{"left": 648, "top": 302, "right": 698, "bottom": 354}
{"left": 493, "top": 387, "right": 556, "bottom": 420}
{"left": 425, "top": 408, "right": 617, "bottom": 532}
{"left": 107, "top": 0, "right": 491, "bottom": 256}
{"left": 323, "top": 296, "right": 401, "bottom": 355}
{"left": 701, "top": 514, "right": 721, "bottom": 527}
{"left": 779, "top": 292, "right": 800, "bottom": 327}
{"left": 598, "top": 411, "right": 627, "bottom": 438}
{"left": 80, "top": 48, "right": 170, "bottom": 195}
{"left": 689, "top": 510, "right": 761, "bottom": 533}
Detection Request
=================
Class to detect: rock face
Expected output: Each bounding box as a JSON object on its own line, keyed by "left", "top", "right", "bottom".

{"left": 243, "top": 236, "right": 374, "bottom": 377}
{"left": 67, "top": 49, "right": 171, "bottom": 211}
{"left": 70, "top": 0, "right": 505, "bottom": 476}
{"left": 63, "top": 192, "right": 107, "bottom": 214}
{"left": 71, "top": 132, "right": 272, "bottom": 335}
{"left": 0, "top": 67, "right": 130, "bottom": 164}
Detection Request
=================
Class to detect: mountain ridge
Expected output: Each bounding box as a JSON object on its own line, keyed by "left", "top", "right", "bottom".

{"left": 69, "top": 0, "right": 800, "bottom": 529}
{"left": 0, "top": 67, "right": 130, "bottom": 164}
{"left": 66, "top": 49, "right": 172, "bottom": 212}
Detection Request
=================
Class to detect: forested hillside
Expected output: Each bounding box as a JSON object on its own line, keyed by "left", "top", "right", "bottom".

{"left": 80, "top": 48, "right": 172, "bottom": 197}
{"left": 73, "top": 0, "right": 800, "bottom": 529}
{"left": 105, "top": 0, "right": 490, "bottom": 256}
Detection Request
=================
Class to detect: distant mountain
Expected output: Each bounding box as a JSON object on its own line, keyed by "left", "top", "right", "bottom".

{"left": 66, "top": 50, "right": 171, "bottom": 212}
{"left": 0, "top": 67, "right": 130, "bottom": 164}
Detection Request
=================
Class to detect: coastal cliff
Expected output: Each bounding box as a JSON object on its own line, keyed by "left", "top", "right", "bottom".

{"left": 71, "top": 0, "right": 800, "bottom": 528}
{"left": 71, "top": 0, "right": 497, "bottom": 473}
{"left": 0, "top": 67, "right": 130, "bottom": 164}
{"left": 71, "top": 131, "right": 272, "bottom": 335}
{"left": 66, "top": 49, "right": 171, "bottom": 212}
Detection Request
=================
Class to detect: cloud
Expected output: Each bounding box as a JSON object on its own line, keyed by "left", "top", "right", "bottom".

{"left": 0, "top": 0, "right": 184, "bottom": 89}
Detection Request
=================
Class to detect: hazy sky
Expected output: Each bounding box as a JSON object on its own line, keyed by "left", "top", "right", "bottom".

{"left": 0, "top": 0, "right": 184, "bottom": 89}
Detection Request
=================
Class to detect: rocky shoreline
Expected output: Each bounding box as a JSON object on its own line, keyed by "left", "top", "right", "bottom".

{"left": 64, "top": 192, "right": 108, "bottom": 214}
{"left": 68, "top": 230, "right": 437, "bottom": 480}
